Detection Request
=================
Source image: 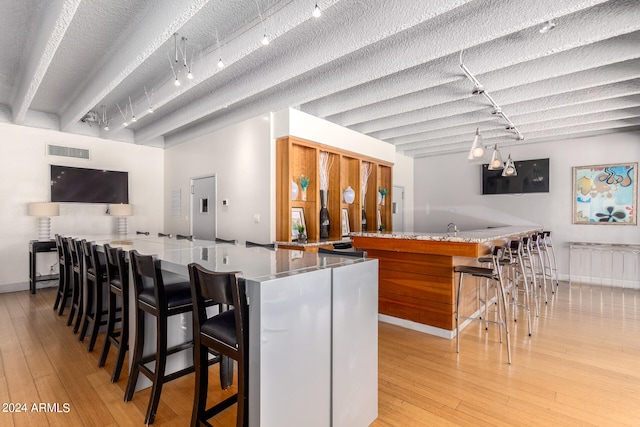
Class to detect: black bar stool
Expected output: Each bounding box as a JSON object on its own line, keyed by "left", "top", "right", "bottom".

{"left": 66, "top": 237, "right": 83, "bottom": 332}
{"left": 454, "top": 246, "right": 511, "bottom": 364}
{"left": 124, "top": 250, "right": 197, "bottom": 425}
{"left": 53, "top": 234, "right": 71, "bottom": 315}
{"left": 188, "top": 263, "right": 248, "bottom": 427}
{"left": 98, "top": 244, "right": 129, "bottom": 383}
{"left": 78, "top": 240, "right": 108, "bottom": 351}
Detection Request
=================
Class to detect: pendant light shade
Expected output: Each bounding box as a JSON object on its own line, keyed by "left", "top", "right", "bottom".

{"left": 502, "top": 155, "right": 517, "bottom": 177}
{"left": 467, "top": 128, "right": 485, "bottom": 160}
{"left": 488, "top": 144, "right": 504, "bottom": 170}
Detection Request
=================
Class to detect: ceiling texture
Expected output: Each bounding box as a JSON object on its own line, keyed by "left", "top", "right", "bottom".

{"left": 0, "top": 0, "right": 638, "bottom": 157}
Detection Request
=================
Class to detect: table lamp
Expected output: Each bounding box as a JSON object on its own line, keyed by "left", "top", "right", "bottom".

{"left": 109, "top": 203, "right": 133, "bottom": 236}
{"left": 28, "top": 202, "right": 60, "bottom": 241}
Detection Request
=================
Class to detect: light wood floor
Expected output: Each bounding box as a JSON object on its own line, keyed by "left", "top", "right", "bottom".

{"left": 0, "top": 282, "right": 639, "bottom": 426}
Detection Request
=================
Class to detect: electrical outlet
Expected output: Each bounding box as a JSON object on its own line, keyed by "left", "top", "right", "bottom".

{"left": 254, "top": 214, "right": 260, "bottom": 223}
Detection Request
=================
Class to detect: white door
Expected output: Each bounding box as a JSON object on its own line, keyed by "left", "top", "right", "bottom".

{"left": 191, "top": 175, "right": 216, "bottom": 240}
{"left": 392, "top": 185, "right": 404, "bottom": 232}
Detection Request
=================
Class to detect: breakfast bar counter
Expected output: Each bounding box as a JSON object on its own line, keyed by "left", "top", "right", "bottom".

{"left": 351, "top": 226, "right": 541, "bottom": 338}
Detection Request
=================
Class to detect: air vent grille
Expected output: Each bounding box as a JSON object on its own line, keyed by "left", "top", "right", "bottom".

{"left": 47, "top": 144, "right": 90, "bottom": 160}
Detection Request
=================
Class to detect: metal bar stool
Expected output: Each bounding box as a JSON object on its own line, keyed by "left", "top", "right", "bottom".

{"left": 454, "top": 246, "right": 511, "bottom": 364}
{"left": 504, "top": 240, "right": 532, "bottom": 336}
{"left": 542, "top": 231, "right": 559, "bottom": 293}
{"left": 520, "top": 236, "right": 540, "bottom": 317}
{"left": 529, "top": 233, "right": 549, "bottom": 304}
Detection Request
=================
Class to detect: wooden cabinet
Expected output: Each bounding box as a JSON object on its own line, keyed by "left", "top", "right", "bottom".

{"left": 276, "top": 136, "right": 393, "bottom": 242}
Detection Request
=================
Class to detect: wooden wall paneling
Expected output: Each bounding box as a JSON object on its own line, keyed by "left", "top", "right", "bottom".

{"left": 276, "top": 138, "right": 291, "bottom": 241}
{"left": 364, "top": 162, "right": 378, "bottom": 231}
{"left": 378, "top": 165, "right": 392, "bottom": 232}
{"left": 325, "top": 151, "right": 341, "bottom": 240}
{"left": 378, "top": 293, "right": 454, "bottom": 330}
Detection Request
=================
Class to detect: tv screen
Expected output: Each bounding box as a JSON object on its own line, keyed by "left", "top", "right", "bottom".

{"left": 50, "top": 165, "right": 129, "bottom": 203}
{"left": 482, "top": 158, "right": 549, "bottom": 194}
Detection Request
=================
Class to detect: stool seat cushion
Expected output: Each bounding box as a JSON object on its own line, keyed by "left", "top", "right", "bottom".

{"left": 139, "top": 281, "right": 192, "bottom": 308}
{"left": 87, "top": 267, "right": 108, "bottom": 281}
{"left": 454, "top": 265, "right": 496, "bottom": 279}
{"left": 201, "top": 309, "right": 237, "bottom": 348}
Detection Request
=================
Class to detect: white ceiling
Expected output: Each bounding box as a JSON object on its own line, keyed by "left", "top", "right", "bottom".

{"left": 1, "top": 0, "right": 638, "bottom": 157}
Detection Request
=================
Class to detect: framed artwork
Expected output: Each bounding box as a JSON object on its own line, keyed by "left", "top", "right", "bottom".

{"left": 341, "top": 208, "right": 350, "bottom": 237}
{"left": 291, "top": 207, "right": 306, "bottom": 238}
{"left": 572, "top": 162, "right": 637, "bottom": 225}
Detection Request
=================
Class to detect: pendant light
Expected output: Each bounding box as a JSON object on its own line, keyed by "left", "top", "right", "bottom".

{"left": 467, "top": 128, "right": 485, "bottom": 160}
{"left": 488, "top": 144, "right": 504, "bottom": 170}
{"left": 502, "top": 155, "right": 517, "bottom": 176}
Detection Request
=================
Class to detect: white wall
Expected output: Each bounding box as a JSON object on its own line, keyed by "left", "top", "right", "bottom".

{"left": 393, "top": 152, "right": 415, "bottom": 232}
{"left": 0, "top": 123, "right": 164, "bottom": 292}
{"left": 413, "top": 131, "right": 640, "bottom": 283}
{"left": 273, "top": 108, "right": 396, "bottom": 163}
{"left": 163, "top": 115, "right": 272, "bottom": 244}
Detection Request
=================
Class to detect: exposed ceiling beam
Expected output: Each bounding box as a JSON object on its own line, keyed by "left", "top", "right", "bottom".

{"left": 134, "top": 0, "right": 473, "bottom": 144}
{"left": 104, "top": 0, "right": 344, "bottom": 137}
{"left": 11, "top": 0, "right": 81, "bottom": 124}
{"left": 59, "top": 0, "right": 211, "bottom": 131}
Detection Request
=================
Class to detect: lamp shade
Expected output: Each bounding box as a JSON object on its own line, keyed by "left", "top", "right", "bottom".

{"left": 28, "top": 202, "right": 60, "bottom": 217}
{"left": 467, "top": 128, "right": 485, "bottom": 160}
{"left": 488, "top": 144, "right": 504, "bottom": 170}
{"left": 502, "top": 155, "right": 518, "bottom": 177}
{"left": 109, "top": 203, "right": 133, "bottom": 216}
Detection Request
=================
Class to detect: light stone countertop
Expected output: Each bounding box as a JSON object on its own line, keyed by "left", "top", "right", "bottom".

{"left": 349, "top": 225, "right": 543, "bottom": 244}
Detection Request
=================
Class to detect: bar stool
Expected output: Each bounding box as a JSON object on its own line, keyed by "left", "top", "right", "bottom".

{"left": 124, "top": 250, "right": 197, "bottom": 425}
{"left": 78, "top": 240, "right": 109, "bottom": 352}
{"left": 98, "top": 244, "right": 129, "bottom": 383}
{"left": 529, "top": 233, "right": 549, "bottom": 304}
{"left": 53, "top": 234, "right": 71, "bottom": 315}
{"left": 454, "top": 246, "right": 511, "bottom": 364}
{"left": 504, "top": 240, "right": 532, "bottom": 336}
{"left": 188, "top": 263, "right": 248, "bottom": 427}
{"left": 66, "top": 237, "right": 83, "bottom": 332}
{"left": 520, "top": 236, "right": 540, "bottom": 317}
{"left": 542, "top": 231, "right": 559, "bottom": 293}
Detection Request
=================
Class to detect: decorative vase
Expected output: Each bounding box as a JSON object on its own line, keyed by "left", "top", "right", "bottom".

{"left": 292, "top": 181, "right": 299, "bottom": 201}
{"left": 343, "top": 186, "right": 355, "bottom": 204}
{"left": 381, "top": 194, "right": 385, "bottom": 205}
{"left": 301, "top": 187, "right": 307, "bottom": 201}
{"left": 362, "top": 208, "right": 367, "bottom": 232}
{"left": 298, "top": 233, "right": 307, "bottom": 243}
{"left": 377, "top": 192, "right": 382, "bottom": 205}
{"left": 319, "top": 189, "right": 330, "bottom": 239}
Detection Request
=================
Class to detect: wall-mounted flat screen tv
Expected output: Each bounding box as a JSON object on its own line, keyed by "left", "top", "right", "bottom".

{"left": 482, "top": 158, "right": 550, "bottom": 194}
{"left": 50, "top": 165, "right": 129, "bottom": 203}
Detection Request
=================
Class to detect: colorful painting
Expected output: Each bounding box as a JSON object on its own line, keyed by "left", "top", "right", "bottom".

{"left": 572, "top": 163, "right": 637, "bottom": 225}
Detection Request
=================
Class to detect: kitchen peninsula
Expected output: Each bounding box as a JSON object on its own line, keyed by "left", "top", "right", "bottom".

{"left": 351, "top": 226, "right": 541, "bottom": 338}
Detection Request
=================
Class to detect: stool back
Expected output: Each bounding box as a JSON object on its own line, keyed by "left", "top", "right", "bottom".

{"left": 104, "top": 244, "right": 128, "bottom": 292}
{"left": 130, "top": 250, "right": 164, "bottom": 310}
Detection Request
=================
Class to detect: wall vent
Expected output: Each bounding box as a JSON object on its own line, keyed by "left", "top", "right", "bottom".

{"left": 47, "top": 144, "right": 90, "bottom": 160}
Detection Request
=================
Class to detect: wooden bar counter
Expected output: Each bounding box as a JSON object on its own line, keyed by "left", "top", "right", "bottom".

{"left": 351, "top": 226, "right": 541, "bottom": 338}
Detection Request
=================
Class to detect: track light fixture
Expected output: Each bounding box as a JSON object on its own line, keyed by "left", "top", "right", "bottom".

{"left": 144, "top": 86, "right": 154, "bottom": 113}
{"left": 129, "top": 97, "right": 136, "bottom": 122}
{"left": 467, "top": 128, "right": 485, "bottom": 160}
{"left": 117, "top": 102, "right": 128, "bottom": 127}
{"left": 459, "top": 50, "right": 524, "bottom": 143}
{"left": 313, "top": 2, "right": 321, "bottom": 18}
{"left": 218, "top": 58, "right": 224, "bottom": 68}
{"left": 261, "top": 33, "right": 270, "bottom": 45}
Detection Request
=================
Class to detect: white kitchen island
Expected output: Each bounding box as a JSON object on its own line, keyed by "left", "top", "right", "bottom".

{"left": 93, "top": 236, "right": 378, "bottom": 427}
